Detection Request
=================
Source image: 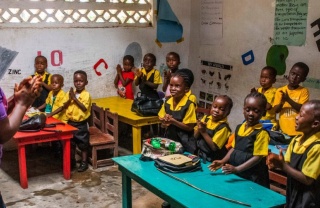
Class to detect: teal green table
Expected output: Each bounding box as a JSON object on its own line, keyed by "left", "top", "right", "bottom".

{"left": 113, "top": 155, "right": 285, "bottom": 208}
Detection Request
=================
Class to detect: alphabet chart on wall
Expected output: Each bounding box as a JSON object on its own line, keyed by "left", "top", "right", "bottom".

{"left": 198, "top": 60, "right": 233, "bottom": 109}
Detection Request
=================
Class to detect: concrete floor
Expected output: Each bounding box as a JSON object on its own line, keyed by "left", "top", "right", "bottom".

{"left": 0, "top": 146, "right": 163, "bottom": 208}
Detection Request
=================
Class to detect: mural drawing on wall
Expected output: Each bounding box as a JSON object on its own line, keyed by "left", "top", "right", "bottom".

{"left": 273, "top": 0, "right": 308, "bottom": 46}
{"left": 93, "top": 59, "right": 108, "bottom": 76}
{"left": 0, "top": 46, "right": 18, "bottom": 80}
{"left": 124, "top": 42, "right": 142, "bottom": 68}
{"left": 266, "top": 45, "right": 289, "bottom": 75}
{"left": 198, "top": 60, "right": 232, "bottom": 109}
{"left": 241, "top": 50, "right": 255, "bottom": 65}
{"left": 311, "top": 18, "right": 320, "bottom": 52}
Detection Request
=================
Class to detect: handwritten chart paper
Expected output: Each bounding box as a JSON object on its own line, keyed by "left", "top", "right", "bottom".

{"left": 273, "top": 0, "right": 308, "bottom": 46}
{"left": 200, "top": 0, "right": 223, "bottom": 45}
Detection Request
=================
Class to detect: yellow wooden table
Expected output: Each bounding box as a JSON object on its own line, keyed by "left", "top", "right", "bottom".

{"left": 92, "top": 96, "right": 160, "bottom": 154}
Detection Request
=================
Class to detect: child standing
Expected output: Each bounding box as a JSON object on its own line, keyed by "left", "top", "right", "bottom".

{"left": 252, "top": 66, "right": 277, "bottom": 130}
{"left": 31, "top": 55, "right": 52, "bottom": 111}
{"left": 64, "top": 70, "right": 91, "bottom": 172}
{"left": 134, "top": 53, "right": 162, "bottom": 99}
{"left": 158, "top": 68, "right": 197, "bottom": 154}
{"left": 267, "top": 100, "right": 320, "bottom": 208}
{"left": 209, "top": 92, "right": 270, "bottom": 188}
{"left": 195, "top": 95, "right": 233, "bottom": 163}
{"left": 113, "top": 55, "right": 135, "bottom": 100}
{"left": 41, "top": 74, "right": 68, "bottom": 122}
{"left": 162, "top": 52, "right": 180, "bottom": 98}
{"left": 273, "top": 62, "right": 309, "bottom": 137}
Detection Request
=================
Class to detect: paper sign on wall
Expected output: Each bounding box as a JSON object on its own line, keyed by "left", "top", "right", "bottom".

{"left": 273, "top": 0, "right": 308, "bottom": 46}
{"left": 200, "top": 0, "right": 223, "bottom": 45}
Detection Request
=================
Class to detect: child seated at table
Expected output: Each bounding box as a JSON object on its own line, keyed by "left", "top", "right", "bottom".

{"left": 64, "top": 70, "right": 91, "bottom": 172}
{"left": 194, "top": 95, "right": 233, "bottom": 163}
{"left": 267, "top": 100, "right": 320, "bottom": 208}
{"left": 158, "top": 68, "right": 197, "bottom": 154}
{"left": 209, "top": 92, "right": 270, "bottom": 188}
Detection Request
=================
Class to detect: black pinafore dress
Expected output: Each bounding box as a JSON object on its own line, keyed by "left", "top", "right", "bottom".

{"left": 197, "top": 116, "right": 230, "bottom": 163}
{"left": 164, "top": 98, "right": 196, "bottom": 154}
{"left": 139, "top": 70, "right": 159, "bottom": 99}
{"left": 286, "top": 140, "right": 320, "bottom": 208}
{"left": 229, "top": 124, "right": 269, "bottom": 188}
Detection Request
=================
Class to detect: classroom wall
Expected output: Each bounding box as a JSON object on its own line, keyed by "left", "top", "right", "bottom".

{"left": 189, "top": 0, "right": 320, "bottom": 130}
{"left": 0, "top": 0, "right": 191, "bottom": 99}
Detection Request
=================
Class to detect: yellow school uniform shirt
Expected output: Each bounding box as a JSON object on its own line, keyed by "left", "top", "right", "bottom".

{"left": 257, "top": 87, "right": 276, "bottom": 122}
{"left": 273, "top": 85, "right": 309, "bottom": 136}
{"left": 285, "top": 133, "right": 320, "bottom": 180}
{"left": 135, "top": 68, "right": 163, "bottom": 84}
{"left": 65, "top": 89, "right": 91, "bottom": 122}
{"left": 194, "top": 116, "right": 231, "bottom": 149}
{"left": 158, "top": 90, "right": 197, "bottom": 124}
{"left": 232, "top": 122, "right": 269, "bottom": 156}
{"left": 32, "top": 71, "right": 52, "bottom": 85}
{"left": 45, "top": 89, "right": 68, "bottom": 123}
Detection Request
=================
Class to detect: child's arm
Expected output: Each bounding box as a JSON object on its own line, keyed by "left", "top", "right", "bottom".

{"left": 222, "top": 155, "right": 263, "bottom": 174}
{"left": 47, "top": 106, "right": 63, "bottom": 118}
{"left": 162, "top": 70, "right": 171, "bottom": 92}
{"left": 37, "top": 103, "right": 46, "bottom": 111}
{"left": 268, "top": 150, "right": 315, "bottom": 185}
{"left": 41, "top": 81, "right": 52, "bottom": 91}
{"left": 209, "top": 148, "right": 234, "bottom": 171}
{"left": 141, "top": 75, "right": 159, "bottom": 89}
{"left": 280, "top": 90, "right": 303, "bottom": 112}
{"left": 116, "top": 65, "right": 132, "bottom": 87}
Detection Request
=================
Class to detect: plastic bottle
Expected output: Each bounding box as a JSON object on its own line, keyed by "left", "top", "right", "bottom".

{"left": 151, "top": 138, "right": 161, "bottom": 149}
{"left": 168, "top": 142, "right": 176, "bottom": 152}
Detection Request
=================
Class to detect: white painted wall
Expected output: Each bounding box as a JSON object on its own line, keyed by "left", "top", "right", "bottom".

{"left": 0, "top": 0, "right": 191, "bottom": 99}
{"left": 189, "top": 0, "right": 320, "bottom": 130}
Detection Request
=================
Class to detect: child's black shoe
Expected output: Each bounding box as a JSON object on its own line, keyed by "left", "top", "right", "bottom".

{"left": 78, "top": 161, "right": 88, "bottom": 172}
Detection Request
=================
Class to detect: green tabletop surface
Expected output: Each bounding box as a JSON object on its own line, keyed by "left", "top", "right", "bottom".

{"left": 113, "top": 154, "right": 285, "bottom": 208}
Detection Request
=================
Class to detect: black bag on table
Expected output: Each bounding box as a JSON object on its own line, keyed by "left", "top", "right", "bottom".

{"left": 19, "top": 114, "right": 47, "bottom": 132}
{"left": 19, "top": 114, "right": 64, "bottom": 132}
{"left": 131, "top": 93, "right": 163, "bottom": 117}
{"left": 154, "top": 154, "right": 202, "bottom": 173}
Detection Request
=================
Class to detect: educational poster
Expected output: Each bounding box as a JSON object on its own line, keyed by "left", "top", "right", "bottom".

{"left": 273, "top": 0, "right": 308, "bottom": 46}
{"left": 200, "top": 0, "right": 223, "bottom": 45}
{"left": 198, "top": 60, "right": 233, "bottom": 110}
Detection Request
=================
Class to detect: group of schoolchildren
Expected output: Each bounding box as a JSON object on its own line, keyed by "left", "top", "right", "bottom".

{"left": 21, "top": 52, "right": 319, "bottom": 207}
{"left": 115, "top": 51, "right": 318, "bottom": 208}
{"left": 31, "top": 55, "right": 92, "bottom": 173}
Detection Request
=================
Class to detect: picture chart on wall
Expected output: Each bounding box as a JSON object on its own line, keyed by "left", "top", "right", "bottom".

{"left": 198, "top": 60, "right": 233, "bottom": 109}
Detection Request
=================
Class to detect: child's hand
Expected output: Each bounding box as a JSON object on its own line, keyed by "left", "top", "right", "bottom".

{"left": 267, "top": 150, "right": 284, "bottom": 170}
{"left": 135, "top": 69, "right": 142, "bottom": 77}
{"left": 14, "top": 76, "right": 42, "bottom": 107}
{"left": 221, "top": 164, "right": 237, "bottom": 174}
{"left": 164, "top": 70, "right": 171, "bottom": 81}
{"left": 250, "top": 87, "right": 257, "bottom": 93}
{"left": 197, "top": 120, "right": 207, "bottom": 133}
{"left": 69, "top": 87, "right": 76, "bottom": 100}
{"left": 116, "top": 64, "right": 122, "bottom": 74}
{"left": 280, "top": 90, "right": 289, "bottom": 103}
{"left": 208, "top": 160, "right": 223, "bottom": 171}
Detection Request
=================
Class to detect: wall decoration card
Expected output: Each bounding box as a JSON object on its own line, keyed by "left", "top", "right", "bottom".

{"left": 198, "top": 60, "right": 232, "bottom": 110}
